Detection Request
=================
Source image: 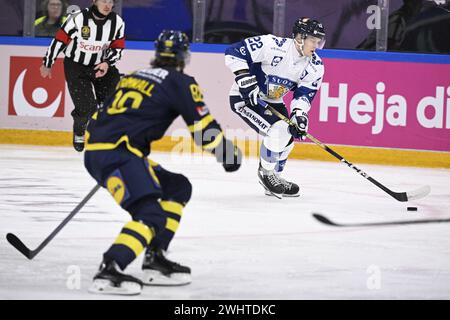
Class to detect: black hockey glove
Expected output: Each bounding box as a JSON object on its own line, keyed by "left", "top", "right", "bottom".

{"left": 220, "top": 139, "right": 242, "bottom": 172}
{"left": 235, "top": 73, "right": 260, "bottom": 107}
{"left": 288, "top": 109, "right": 309, "bottom": 140}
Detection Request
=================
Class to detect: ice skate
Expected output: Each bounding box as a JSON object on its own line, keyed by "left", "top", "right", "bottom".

{"left": 142, "top": 247, "right": 191, "bottom": 286}
{"left": 257, "top": 164, "right": 285, "bottom": 199}
{"left": 265, "top": 175, "right": 300, "bottom": 197}
{"left": 88, "top": 260, "right": 143, "bottom": 295}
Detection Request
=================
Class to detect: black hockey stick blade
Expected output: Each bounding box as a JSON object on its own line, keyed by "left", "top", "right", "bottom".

{"left": 6, "top": 233, "right": 33, "bottom": 259}
{"left": 312, "top": 213, "right": 341, "bottom": 226}
{"left": 312, "top": 213, "right": 450, "bottom": 228}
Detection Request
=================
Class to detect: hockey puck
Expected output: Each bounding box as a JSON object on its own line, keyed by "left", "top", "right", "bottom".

{"left": 407, "top": 206, "right": 418, "bottom": 211}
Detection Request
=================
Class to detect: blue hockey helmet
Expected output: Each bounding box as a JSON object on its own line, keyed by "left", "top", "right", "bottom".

{"left": 155, "top": 30, "right": 190, "bottom": 63}
{"left": 292, "top": 17, "right": 325, "bottom": 40}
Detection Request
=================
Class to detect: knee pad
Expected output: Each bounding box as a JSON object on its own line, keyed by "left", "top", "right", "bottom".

{"left": 155, "top": 169, "right": 192, "bottom": 205}
{"left": 264, "top": 120, "right": 292, "bottom": 153}
{"left": 164, "top": 173, "right": 192, "bottom": 205}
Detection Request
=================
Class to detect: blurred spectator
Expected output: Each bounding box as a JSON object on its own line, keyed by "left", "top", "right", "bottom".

{"left": 0, "top": 0, "right": 24, "bottom": 35}
{"left": 357, "top": 0, "right": 424, "bottom": 50}
{"left": 200, "top": 0, "right": 272, "bottom": 44}
{"left": 35, "top": 0, "right": 68, "bottom": 37}
{"left": 400, "top": 0, "right": 450, "bottom": 53}
{"left": 122, "top": 0, "right": 191, "bottom": 40}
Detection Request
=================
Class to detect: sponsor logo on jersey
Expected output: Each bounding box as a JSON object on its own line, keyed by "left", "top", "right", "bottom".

{"left": 79, "top": 41, "right": 109, "bottom": 52}
{"left": 81, "top": 25, "right": 90, "bottom": 39}
{"left": 272, "top": 37, "right": 287, "bottom": 47}
{"left": 300, "top": 69, "right": 309, "bottom": 80}
{"left": 266, "top": 75, "right": 295, "bottom": 100}
{"left": 8, "top": 56, "right": 65, "bottom": 117}
{"left": 311, "top": 53, "right": 323, "bottom": 66}
{"left": 106, "top": 170, "right": 130, "bottom": 205}
{"left": 236, "top": 105, "right": 269, "bottom": 131}
{"left": 271, "top": 56, "right": 283, "bottom": 66}
{"left": 270, "top": 47, "right": 287, "bottom": 53}
{"left": 239, "top": 46, "right": 247, "bottom": 56}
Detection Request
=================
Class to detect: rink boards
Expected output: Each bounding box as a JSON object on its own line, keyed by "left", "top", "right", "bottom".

{"left": 0, "top": 37, "right": 449, "bottom": 168}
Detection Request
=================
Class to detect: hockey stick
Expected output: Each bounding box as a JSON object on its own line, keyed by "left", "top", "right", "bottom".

{"left": 6, "top": 184, "right": 101, "bottom": 260}
{"left": 312, "top": 213, "right": 450, "bottom": 228}
{"left": 256, "top": 98, "right": 430, "bottom": 202}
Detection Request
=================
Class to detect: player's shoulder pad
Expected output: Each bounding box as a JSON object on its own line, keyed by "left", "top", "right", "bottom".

{"left": 268, "top": 34, "right": 289, "bottom": 48}
{"left": 170, "top": 69, "right": 193, "bottom": 82}
{"left": 178, "top": 73, "right": 204, "bottom": 103}
{"left": 306, "top": 52, "right": 324, "bottom": 77}
{"left": 311, "top": 52, "right": 324, "bottom": 66}
{"left": 182, "top": 73, "right": 202, "bottom": 89}
{"left": 262, "top": 34, "right": 290, "bottom": 54}
{"left": 164, "top": 70, "right": 198, "bottom": 89}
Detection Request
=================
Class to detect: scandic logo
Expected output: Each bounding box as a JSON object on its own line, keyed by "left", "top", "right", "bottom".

{"left": 79, "top": 41, "right": 109, "bottom": 52}
{"left": 8, "top": 56, "right": 65, "bottom": 117}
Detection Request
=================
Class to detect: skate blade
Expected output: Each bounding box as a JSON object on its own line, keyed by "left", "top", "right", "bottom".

{"left": 142, "top": 270, "right": 191, "bottom": 286}
{"left": 258, "top": 181, "right": 283, "bottom": 199}
{"left": 88, "top": 279, "right": 142, "bottom": 295}
{"left": 264, "top": 190, "right": 300, "bottom": 198}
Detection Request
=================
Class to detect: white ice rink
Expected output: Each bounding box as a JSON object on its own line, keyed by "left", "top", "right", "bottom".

{"left": 0, "top": 144, "right": 449, "bottom": 299}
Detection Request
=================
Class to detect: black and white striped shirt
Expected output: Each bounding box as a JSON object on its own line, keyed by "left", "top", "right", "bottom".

{"left": 43, "top": 7, "right": 125, "bottom": 68}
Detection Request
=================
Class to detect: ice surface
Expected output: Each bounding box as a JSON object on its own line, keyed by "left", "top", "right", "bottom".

{"left": 0, "top": 144, "right": 449, "bottom": 299}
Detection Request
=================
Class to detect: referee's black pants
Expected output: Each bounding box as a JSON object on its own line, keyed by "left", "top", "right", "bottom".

{"left": 64, "top": 58, "right": 120, "bottom": 136}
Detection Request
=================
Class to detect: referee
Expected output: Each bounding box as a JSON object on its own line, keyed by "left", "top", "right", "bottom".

{"left": 40, "top": 0, "right": 125, "bottom": 152}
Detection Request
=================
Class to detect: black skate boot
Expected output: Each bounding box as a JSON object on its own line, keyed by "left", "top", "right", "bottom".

{"left": 73, "top": 133, "right": 85, "bottom": 152}
{"left": 266, "top": 176, "right": 300, "bottom": 197}
{"left": 142, "top": 247, "right": 191, "bottom": 286}
{"left": 88, "top": 259, "right": 143, "bottom": 295}
{"left": 257, "top": 164, "right": 285, "bottom": 199}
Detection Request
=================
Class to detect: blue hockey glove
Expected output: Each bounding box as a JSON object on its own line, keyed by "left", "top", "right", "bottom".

{"left": 235, "top": 73, "right": 260, "bottom": 107}
{"left": 289, "top": 109, "right": 309, "bottom": 140}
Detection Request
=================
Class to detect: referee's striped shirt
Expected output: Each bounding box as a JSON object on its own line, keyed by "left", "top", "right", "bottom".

{"left": 43, "top": 7, "right": 125, "bottom": 68}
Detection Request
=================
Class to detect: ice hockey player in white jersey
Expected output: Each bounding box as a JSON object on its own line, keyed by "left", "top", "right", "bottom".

{"left": 225, "top": 17, "right": 325, "bottom": 198}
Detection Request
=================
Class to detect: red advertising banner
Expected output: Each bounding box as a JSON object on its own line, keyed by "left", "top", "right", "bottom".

{"left": 8, "top": 56, "right": 65, "bottom": 118}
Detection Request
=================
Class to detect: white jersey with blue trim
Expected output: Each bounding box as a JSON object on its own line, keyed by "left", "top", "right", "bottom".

{"left": 225, "top": 34, "right": 324, "bottom": 107}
